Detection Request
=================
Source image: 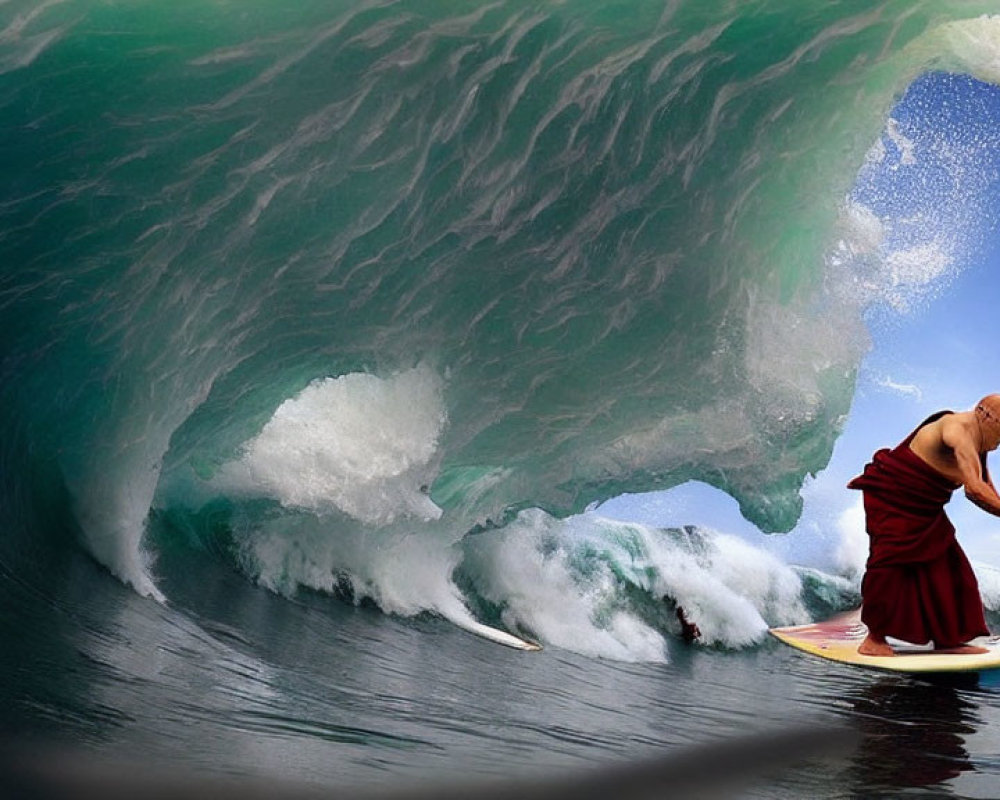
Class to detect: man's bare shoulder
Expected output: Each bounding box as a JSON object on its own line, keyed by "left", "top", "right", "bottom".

{"left": 938, "top": 411, "right": 978, "bottom": 450}
{"left": 910, "top": 412, "right": 974, "bottom": 470}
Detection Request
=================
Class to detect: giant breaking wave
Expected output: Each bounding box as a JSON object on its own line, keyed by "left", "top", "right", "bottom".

{"left": 3, "top": 1, "right": 1000, "bottom": 660}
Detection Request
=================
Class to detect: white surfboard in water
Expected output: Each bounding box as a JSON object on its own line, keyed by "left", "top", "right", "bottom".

{"left": 462, "top": 620, "right": 542, "bottom": 651}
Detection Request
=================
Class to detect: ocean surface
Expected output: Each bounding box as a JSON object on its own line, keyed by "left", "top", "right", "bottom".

{"left": 4, "top": 2, "right": 1000, "bottom": 797}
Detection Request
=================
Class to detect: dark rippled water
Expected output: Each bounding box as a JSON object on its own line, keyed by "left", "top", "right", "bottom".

{"left": 5, "top": 542, "right": 1000, "bottom": 798}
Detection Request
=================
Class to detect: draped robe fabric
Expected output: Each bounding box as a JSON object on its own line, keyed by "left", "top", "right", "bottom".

{"left": 847, "top": 411, "right": 989, "bottom": 648}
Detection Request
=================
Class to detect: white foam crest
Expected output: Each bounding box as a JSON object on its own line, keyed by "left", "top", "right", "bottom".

{"left": 217, "top": 365, "right": 446, "bottom": 525}
{"left": 643, "top": 527, "right": 811, "bottom": 648}
{"left": 243, "top": 514, "right": 466, "bottom": 615}
{"left": 462, "top": 510, "right": 668, "bottom": 662}
{"left": 238, "top": 512, "right": 532, "bottom": 648}
{"left": 462, "top": 510, "right": 811, "bottom": 660}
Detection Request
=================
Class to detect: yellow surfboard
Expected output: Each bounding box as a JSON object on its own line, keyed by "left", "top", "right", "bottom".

{"left": 769, "top": 608, "right": 1000, "bottom": 674}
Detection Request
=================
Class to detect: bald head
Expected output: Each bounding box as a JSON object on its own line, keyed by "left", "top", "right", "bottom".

{"left": 976, "top": 394, "right": 1000, "bottom": 422}
{"left": 975, "top": 395, "right": 1000, "bottom": 452}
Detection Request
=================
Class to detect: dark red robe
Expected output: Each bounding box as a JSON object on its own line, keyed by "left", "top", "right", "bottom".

{"left": 847, "top": 411, "right": 989, "bottom": 647}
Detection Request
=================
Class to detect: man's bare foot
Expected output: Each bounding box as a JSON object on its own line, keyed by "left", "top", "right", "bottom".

{"left": 858, "top": 634, "right": 894, "bottom": 656}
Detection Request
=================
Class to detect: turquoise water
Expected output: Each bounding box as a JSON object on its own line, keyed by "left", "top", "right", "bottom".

{"left": 4, "top": 2, "right": 1000, "bottom": 796}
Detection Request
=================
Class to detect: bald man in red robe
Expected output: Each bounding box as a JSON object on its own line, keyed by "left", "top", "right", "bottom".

{"left": 848, "top": 395, "right": 1000, "bottom": 656}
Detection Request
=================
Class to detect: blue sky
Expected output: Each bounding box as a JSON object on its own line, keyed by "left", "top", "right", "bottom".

{"left": 600, "top": 71, "right": 1000, "bottom": 573}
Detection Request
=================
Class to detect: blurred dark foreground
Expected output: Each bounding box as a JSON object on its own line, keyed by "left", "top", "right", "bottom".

{"left": 3, "top": 724, "right": 855, "bottom": 800}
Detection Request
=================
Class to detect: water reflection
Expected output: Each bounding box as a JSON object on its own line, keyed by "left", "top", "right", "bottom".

{"left": 845, "top": 676, "right": 980, "bottom": 791}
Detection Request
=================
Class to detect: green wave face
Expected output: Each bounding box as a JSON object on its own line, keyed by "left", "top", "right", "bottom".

{"left": 1, "top": 1, "right": 998, "bottom": 594}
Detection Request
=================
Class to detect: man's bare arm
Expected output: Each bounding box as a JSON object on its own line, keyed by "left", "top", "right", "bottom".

{"left": 942, "top": 419, "right": 1000, "bottom": 516}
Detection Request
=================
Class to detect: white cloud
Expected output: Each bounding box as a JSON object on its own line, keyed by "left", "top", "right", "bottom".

{"left": 874, "top": 376, "right": 922, "bottom": 400}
